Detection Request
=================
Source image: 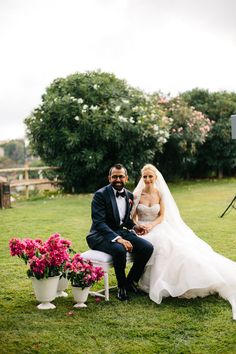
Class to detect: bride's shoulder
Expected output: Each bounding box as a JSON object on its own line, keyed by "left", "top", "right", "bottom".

{"left": 154, "top": 188, "right": 162, "bottom": 201}
{"left": 154, "top": 188, "right": 160, "bottom": 195}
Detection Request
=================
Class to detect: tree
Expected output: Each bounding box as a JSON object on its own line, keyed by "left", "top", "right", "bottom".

{"left": 155, "top": 96, "right": 213, "bottom": 179}
{"left": 181, "top": 89, "right": 236, "bottom": 178}
{"left": 25, "top": 71, "right": 171, "bottom": 191}
{"left": 3, "top": 139, "right": 25, "bottom": 165}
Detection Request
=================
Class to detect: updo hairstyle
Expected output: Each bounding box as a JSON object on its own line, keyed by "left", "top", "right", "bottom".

{"left": 141, "top": 164, "right": 158, "bottom": 178}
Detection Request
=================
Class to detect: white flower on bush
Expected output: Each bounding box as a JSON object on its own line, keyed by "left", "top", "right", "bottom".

{"left": 69, "top": 96, "right": 77, "bottom": 102}
{"left": 93, "top": 84, "right": 99, "bottom": 90}
{"left": 158, "top": 137, "right": 167, "bottom": 143}
{"left": 77, "top": 98, "right": 83, "bottom": 104}
{"left": 122, "top": 99, "right": 129, "bottom": 104}
{"left": 162, "top": 116, "right": 170, "bottom": 123}
{"left": 144, "top": 94, "right": 150, "bottom": 101}
{"left": 118, "top": 115, "right": 128, "bottom": 123}
{"left": 82, "top": 104, "right": 88, "bottom": 113}
{"left": 129, "top": 117, "right": 135, "bottom": 124}
{"left": 132, "top": 106, "right": 139, "bottom": 112}
{"left": 115, "top": 106, "right": 121, "bottom": 112}
{"left": 158, "top": 129, "right": 169, "bottom": 137}
{"left": 90, "top": 105, "right": 99, "bottom": 111}
{"left": 164, "top": 131, "right": 170, "bottom": 138}
{"left": 74, "top": 116, "right": 80, "bottom": 121}
{"left": 153, "top": 124, "right": 159, "bottom": 132}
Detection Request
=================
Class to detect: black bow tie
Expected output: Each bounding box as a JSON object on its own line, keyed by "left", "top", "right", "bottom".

{"left": 116, "top": 191, "right": 126, "bottom": 198}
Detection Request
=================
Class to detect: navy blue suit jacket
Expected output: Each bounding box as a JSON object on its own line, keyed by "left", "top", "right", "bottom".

{"left": 86, "top": 184, "right": 135, "bottom": 249}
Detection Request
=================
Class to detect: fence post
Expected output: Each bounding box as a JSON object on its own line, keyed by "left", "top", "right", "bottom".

{"left": 24, "top": 162, "right": 29, "bottom": 199}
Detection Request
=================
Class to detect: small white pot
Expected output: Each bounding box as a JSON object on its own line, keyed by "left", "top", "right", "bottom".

{"left": 57, "top": 276, "right": 69, "bottom": 297}
{"left": 72, "top": 286, "right": 90, "bottom": 308}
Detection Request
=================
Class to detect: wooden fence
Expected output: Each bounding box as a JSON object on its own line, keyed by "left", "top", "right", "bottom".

{"left": 0, "top": 165, "right": 60, "bottom": 199}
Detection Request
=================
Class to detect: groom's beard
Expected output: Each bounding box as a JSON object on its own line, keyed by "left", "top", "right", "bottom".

{"left": 110, "top": 181, "right": 125, "bottom": 191}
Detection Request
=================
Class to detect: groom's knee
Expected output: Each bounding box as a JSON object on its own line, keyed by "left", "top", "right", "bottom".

{"left": 111, "top": 243, "right": 127, "bottom": 259}
{"left": 144, "top": 242, "right": 154, "bottom": 257}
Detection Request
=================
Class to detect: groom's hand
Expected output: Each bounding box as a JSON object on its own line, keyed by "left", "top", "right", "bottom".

{"left": 117, "top": 238, "right": 133, "bottom": 252}
{"left": 133, "top": 224, "right": 148, "bottom": 235}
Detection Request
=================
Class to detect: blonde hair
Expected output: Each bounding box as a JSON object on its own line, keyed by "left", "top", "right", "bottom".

{"left": 141, "top": 164, "right": 158, "bottom": 177}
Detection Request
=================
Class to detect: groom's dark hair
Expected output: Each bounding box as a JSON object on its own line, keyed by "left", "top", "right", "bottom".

{"left": 109, "top": 163, "right": 128, "bottom": 176}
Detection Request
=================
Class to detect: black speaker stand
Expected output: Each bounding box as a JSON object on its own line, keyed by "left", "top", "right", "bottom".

{"left": 220, "top": 195, "right": 236, "bottom": 218}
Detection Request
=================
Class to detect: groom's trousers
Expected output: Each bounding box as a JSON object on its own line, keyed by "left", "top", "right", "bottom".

{"left": 94, "top": 229, "right": 153, "bottom": 288}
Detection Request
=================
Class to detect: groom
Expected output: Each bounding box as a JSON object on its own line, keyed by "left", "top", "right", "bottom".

{"left": 86, "top": 163, "right": 153, "bottom": 300}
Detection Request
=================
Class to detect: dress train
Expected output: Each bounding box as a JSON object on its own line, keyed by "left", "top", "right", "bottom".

{"left": 136, "top": 204, "right": 236, "bottom": 319}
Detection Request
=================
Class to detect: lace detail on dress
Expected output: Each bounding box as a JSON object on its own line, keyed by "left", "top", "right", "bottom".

{"left": 136, "top": 204, "right": 160, "bottom": 222}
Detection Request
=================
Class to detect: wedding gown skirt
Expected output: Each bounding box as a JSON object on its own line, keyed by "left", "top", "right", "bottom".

{"left": 137, "top": 204, "right": 236, "bottom": 319}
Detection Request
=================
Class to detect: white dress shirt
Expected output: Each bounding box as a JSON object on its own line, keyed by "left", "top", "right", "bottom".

{"left": 113, "top": 188, "right": 126, "bottom": 224}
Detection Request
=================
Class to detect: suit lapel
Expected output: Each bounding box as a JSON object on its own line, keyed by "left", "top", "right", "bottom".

{"left": 123, "top": 189, "right": 131, "bottom": 223}
{"left": 108, "top": 185, "right": 120, "bottom": 225}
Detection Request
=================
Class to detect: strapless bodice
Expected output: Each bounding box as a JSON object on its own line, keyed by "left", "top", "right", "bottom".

{"left": 136, "top": 203, "right": 160, "bottom": 222}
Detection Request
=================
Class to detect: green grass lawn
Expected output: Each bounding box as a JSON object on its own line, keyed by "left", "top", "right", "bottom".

{"left": 1, "top": 179, "right": 236, "bottom": 354}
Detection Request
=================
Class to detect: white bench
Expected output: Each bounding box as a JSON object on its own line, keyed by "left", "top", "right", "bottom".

{"left": 81, "top": 249, "right": 134, "bottom": 301}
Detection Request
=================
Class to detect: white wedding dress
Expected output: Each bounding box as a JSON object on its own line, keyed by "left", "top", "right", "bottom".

{"left": 136, "top": 203, "right": 236, "bottom": 319}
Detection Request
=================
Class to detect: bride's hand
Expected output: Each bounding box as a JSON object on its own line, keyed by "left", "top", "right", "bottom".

{"left": 143, "top": 223, "right": 154, "bottom": 233}
{"left": 134, "top": 224, "right": 147, "bottom": 235}
{"left": 135, "top": 223, "right": 153, "bottom": 235}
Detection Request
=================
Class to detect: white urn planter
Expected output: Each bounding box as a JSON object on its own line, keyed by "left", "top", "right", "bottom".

{"left": 72, "top": 286, "right": 90, "bottom": 308}
{"left": 57, "top": 276, "right": 69, "bottom": 297}
{"left": 31, "top": 275, "right": 60, "bottom": 310}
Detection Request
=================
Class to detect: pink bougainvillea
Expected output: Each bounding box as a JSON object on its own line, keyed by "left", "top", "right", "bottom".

{"left": 67, "top": 253, "right": 104, "bottom": 289}
{"left": 9, "top": 234, "right": 72, "bottom": 279}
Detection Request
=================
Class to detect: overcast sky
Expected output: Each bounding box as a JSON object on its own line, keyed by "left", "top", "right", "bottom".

{"left": 0, "top": 0, "right": 236, "bottom": 141}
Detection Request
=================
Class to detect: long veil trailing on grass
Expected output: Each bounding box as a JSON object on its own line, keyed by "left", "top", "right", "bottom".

{"left": 132, "top": 166, "right": 236, "bottom": 320}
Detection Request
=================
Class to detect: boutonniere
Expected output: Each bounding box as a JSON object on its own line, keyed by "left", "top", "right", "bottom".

{"left": 129, "top": 199, "right": 133, "bottom": 207}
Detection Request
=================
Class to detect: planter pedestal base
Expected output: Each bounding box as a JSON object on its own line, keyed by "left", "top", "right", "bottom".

{"left": 37, "top": 302, "right": 56, "bottom": 310}
{"left": 57, "top": 291, "right": 68, "bottom": 298}
{"left": 74, "top": 302, "right": 87, "bottom": 308}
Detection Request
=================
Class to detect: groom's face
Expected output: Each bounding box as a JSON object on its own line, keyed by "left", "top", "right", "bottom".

{"left": 108, "top": 167, "right": 128, "bottom": 191}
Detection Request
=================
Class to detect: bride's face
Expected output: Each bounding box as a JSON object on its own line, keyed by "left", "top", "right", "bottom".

{"left": 142, "top": 169, "right": 157, "bottom": 186}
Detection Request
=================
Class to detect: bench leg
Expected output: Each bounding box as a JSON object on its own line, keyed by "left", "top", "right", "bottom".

{"left": 104, "top": 272, "right": 109, "bottom": 301}
{"left": 88, "top": 271, "right": 110, "bottom": 301}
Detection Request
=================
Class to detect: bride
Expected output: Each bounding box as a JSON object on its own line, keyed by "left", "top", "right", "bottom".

{"left": 131, "top": 163, "right": 236, "bottom": 320}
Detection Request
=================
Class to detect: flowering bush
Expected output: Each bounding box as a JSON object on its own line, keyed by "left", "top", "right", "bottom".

{"left": 9, "top": 233, "right": 72, "bottom": 279}
{"left": 25, "top": 71, "right": 172, "bottom": 191}
{"left": 155, "top": 95, "right": 215, "bottom": 178}
{"left": 162, "top": 96, "right": 214, "bottom": 153}
{"left": 67, "top": 253, "right": 104, "bottom": 289}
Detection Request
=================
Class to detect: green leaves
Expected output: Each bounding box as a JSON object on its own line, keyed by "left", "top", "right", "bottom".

{"left": 25, "top": 72, "right": 236, "bottom": 185}
{"left": 25, "top": 71, "right": 170, "bottom": 191}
